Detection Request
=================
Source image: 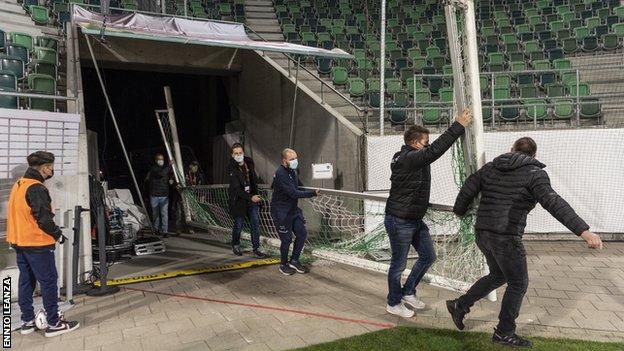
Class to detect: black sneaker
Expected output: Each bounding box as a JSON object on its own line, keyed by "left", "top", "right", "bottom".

{"left": 288, "top": 260, "right": 309, "bottom": 274}
{"left": 279, "top": 264, "right": 296, "bottom": 275}
{"left": 253, "top": 250, "right": 269, "bottom": 259}
{"left": 446, "top": 299, "right": 466, "bottom": 331}
{"left": 45, "top": 320, "right": 80, "bottom": 338}
{"left": 20, "top": 320, "right": 36, "bottom": 335}
{"left": 492, "top": 329, "right": 533, "bottom": 348}
{"left": 232, "top": 245, "right": 243, "bottom": 256}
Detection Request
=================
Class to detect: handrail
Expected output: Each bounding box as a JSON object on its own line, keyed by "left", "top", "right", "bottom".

{"left": 187, "top": 184, "right": 454, "bottom": 212}
{"left": 243, "top": 26, "right": 368, "bottom": 131}
{"left": 0, "top": 90, "right": 77, "bottom": 100}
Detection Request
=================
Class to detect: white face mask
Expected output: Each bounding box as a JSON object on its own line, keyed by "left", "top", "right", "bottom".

{"left": 156, "top": 160, "right": 164, "bottom": 166}
{"left": 233, "top": 154, "right": 244, "bottom": 163}
{"left": 288, "top": 159, "right": 298, "bottom": 170}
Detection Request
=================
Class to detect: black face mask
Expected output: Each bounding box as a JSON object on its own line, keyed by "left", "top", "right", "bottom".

{"left": 45, "top": 169, "right": 54, "bottom": 180}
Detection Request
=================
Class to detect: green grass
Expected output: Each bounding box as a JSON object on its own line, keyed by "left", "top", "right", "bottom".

{"left": 294, "top": 326, "right": 624, "bottom": 351}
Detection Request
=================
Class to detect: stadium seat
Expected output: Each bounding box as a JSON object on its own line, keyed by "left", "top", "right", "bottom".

{"left": 348, "top": 77, "right": 365, "bottom": 98}
{"left": 31, "top": 60, "right": 57, "bottom": 78}
{"left": 580, "top": 97, "right": 601, "bottom": 119}
{"left": 553, "top": 99, "right": 575, "bottom": 120}
{"left": 385, "top": 78, "right": 403, "bottom": 95}
{"left": 29, "top": 5, "right": 49, "bottom": 25}
{"left": 316, "top": 58, "right": 332, "bottom": 75}
{"left": 33, "top": 47, "right": 57, "bottom": 65}
{"left": 27, "top": 73, "right": 56, "bottom": 111}
{"left": 0, "top": 55, "right": 24, "bottom": 80}
{"left": 331, "top": 67, "right": 348, "bottom": 86}
{"left": 525, "top": 99, "right": 548, "bottom": 121}
{"left": 9, "top": 32, "right": 33, "bottom": 51}
{"left": 389, "top": 92, "right": 409, "bottom": 124}
{"left": 581, "top": 36, "right": 599, "bottom": 52}
{"left": 0, "top": 30, "right": 5, "bottom": 50}
{"left": 601, "top": 34, "right": 621, "bottom": 50}
{"left": 6, "top": 44, "right": 29, "bottom": 64}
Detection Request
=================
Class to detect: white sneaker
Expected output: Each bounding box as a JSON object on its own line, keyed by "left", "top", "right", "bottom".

{"left": 386, "top": 303, "right": 415, "bottom": 318}
{"left": 402, "top": 295, "right": 426, "bottom": 310}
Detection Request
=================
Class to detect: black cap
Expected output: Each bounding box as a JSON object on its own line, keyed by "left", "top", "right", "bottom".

{"left": 27, "top": 151, "right": 55, "bottom": 167}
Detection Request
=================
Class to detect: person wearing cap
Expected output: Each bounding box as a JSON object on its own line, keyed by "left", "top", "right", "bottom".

{"left": 6, "top": 151, "right": 80, "bottom": 337}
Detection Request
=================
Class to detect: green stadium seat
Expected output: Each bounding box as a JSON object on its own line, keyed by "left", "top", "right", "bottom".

{"left": 29, "top": 5, "right": 49, "bottom": 25}
{"left": 331, "top": 67, "right": 348, "bottom": 86}
{"left": 520, "top": 86, "right": 538, "bottom": 98}
{"left": 561, "top": 38, "right": 579, "bottom": 54}
{"left": 406, "top": 77, "right": 424, "bottom": 96}
{"left": 613, "top": 23, "right": 624, "bottom": 38}
{"left": 33, "top": 47, "right": 57, "bottom": 65}
{"left": 316, "top": 58, "right": 332, "bottom": 75}
{"left": 37, "top": 36, "right": 59, "bottom": 51}
{"left": 548, "top": 83, "right": 567, "bottom": 97}
{"left": 585, "top": 17, "right": 601, "bottom": 31}
{"left": 367, "top": 78, "right": 381, "bottom": 93}
{"left": 348, "top": 77, "right": 365, "bottom": 98}
{"left": 567, "top": 82, "right": 590, "bottom": 97}
{"left": 385, "top": 78, "right": 403, "bottom": 95}
{"left": 6, "top": 44, "right": 29, "bottom": 64}
{"left": 27, "top": 73, "right": 56, "bottom": 111}
{"left": 31, "top": 59, "right": 56, "bottom": 78}
{"left": 525, "top": 99, "right": 548, "bottom": 121}
{"left": 389, "top": 92, "right": 409, "bottom": 124}
{"left": 602, "top": 34, "right": 621, "bottom": 50}
{"left": 550, "top": 20, "right": 566, "bottom": 31}
{"left": 482, "top": 103, "right": 493, "bottom": 122}
{"left": 219, "top": 3, "right": 231, "bottom": 16}
{"left": 580, "top": 97, "right": 601, "bottom": 119}
{"left": 574, "top": 26, "right": 591, "bottom": 40}
{"left": 0, "top": 55, "right": 24, "bottom": 80}
{"left": 9, "top": 32, "right": 33, "bottom": 51}
{"left": 500, "top": 101, "right": 520, "bottom": 121}
{"left": 581, "top": 36, "right": 599, "bottom": 52}
{"left": 554, "top": 99, "right": 575, "bottom": 120}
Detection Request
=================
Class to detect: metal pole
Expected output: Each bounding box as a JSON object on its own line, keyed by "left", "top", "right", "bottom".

{"left": 491, "top": 73, "right": 495, "bottom": 128}
{"left": 575, "top": 69, "right": 580, "bottom": 126}
{"left": 155, "top": 111, "right": 181, "bottom": 185}
{"left": 463, "top": 0, "right": 493, "bottom": 302}
{"left": 163, "top": 86, "right": 185, "bottom": 186}
{"left": 184, "top": 0, "right": 187, "bottom": 17}
{"left": 84, "top": 34, "right": 151, "bottom": 222}
{"left": 288, "top": 56, "right": 301, "bottom": 148}
{"left": 379, "top": 0, "right": 386, "bottom": 136}
{"left": 413, "top": 73, "right": 417, "bottom": 124}
{"left": 87, "top": 191, "right": 120, "bottom": 296}
{"left": 161, "top": 0, "right": 165, "bottom": 14}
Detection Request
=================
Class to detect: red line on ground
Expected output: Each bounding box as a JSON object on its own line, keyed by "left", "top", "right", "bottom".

{"left": 123, "top": 286, "right": 395, "bottom": 329}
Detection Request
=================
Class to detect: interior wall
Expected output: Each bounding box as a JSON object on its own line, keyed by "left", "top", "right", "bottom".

{"left": 222, "top": 51, "right": 364, "bottom": 191}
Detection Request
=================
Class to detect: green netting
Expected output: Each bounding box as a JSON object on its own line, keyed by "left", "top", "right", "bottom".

{"left": 181, "top": 141, "right": 482, "bottom": 290}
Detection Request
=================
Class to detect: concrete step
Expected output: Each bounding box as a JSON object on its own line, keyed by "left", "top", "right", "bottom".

{"left": 0, "top": 1, "right": 24, "bottom": 14}
{"left": 246, "top": 25, "right": 282, "bottom": 33}
{"left": 0, "top": 11, "right": 33, "bottom": 25}
{"left": 245, "top": 11, "right": 276, "bottom": 19}
{"left": 246, "top": 18, "right": 280, "bottom": 26}
{"left": 0, "top": 21, "right": 42, "bottom": 37}
{"left": 245, "top": 0, "right": 273, "bottom": 5}
{"left": 245, "top": 6, "right": 274, "bottom": 12}
{"left": 248, "top": 32, "right": 283, "bottom": 41}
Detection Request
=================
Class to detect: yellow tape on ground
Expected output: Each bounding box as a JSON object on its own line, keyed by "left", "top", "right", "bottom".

{"left": 93, "top": 258, "right": 280, "bottom": 287}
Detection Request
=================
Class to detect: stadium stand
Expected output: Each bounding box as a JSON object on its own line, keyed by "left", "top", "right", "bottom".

{"left": 266, "top": 0, "right": 624, "bottom": 131}
{"left": 0, "top": 0, "right": 64, "bottom": 111}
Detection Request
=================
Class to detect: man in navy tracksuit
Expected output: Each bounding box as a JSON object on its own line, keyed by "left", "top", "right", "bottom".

{"left": 270, "top": 148, "right": 319, "bottom": 275}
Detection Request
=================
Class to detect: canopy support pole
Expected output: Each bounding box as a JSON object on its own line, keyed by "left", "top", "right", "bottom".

{"left": 379, "top": 0, "right": 386, "bottom": 136}
{"left": 288, "top": 56, "right": 301, "bottom": 148}
{"left": 84, "top": 33, "right": 151, "bottom": 225}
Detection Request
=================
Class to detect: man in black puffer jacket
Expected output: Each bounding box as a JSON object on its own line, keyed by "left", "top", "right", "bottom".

{"left": 145, "top": 153, "right": 172, "bottom": 235}
{"left": 446, "top": 137, "right": 603, "bottom": 349}
{"left": 384, "top": 108, "right": 472, "bottom": 319}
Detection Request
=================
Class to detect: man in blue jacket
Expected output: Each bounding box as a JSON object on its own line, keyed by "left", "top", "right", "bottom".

{"left": 270, "top": 148, "right": 319, "bottom": 275}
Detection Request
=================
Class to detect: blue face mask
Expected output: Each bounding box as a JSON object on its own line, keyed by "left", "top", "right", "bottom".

{"left": 288, "top": 159, "right": 298, "bottom": 170}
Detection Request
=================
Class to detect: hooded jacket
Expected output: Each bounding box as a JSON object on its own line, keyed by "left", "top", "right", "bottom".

{"left": 227, "top": 156, "right": 259, "bottom": 217}
{"left": 453, "top": 152, "right": 589, "bottom": 236}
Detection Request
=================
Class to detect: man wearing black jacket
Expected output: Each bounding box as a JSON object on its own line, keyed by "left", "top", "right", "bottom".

{"left": 446, "top": 137, "right": 603, "bottom": 348}
{"left": 146, "top": 153, "right": 172, "bottom": 235}
{"left": 227, "top": 143, "right": 268, "bottom": 258}
{"left": 7, "top": 151, "right": 79, "bottom": 337}
{"left": 385, "top": 108, "right": 472, "bottom": 318}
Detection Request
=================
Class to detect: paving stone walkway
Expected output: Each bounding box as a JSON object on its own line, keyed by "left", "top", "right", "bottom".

{"left": 11, "top": 239, "right": 624, "bottom": 350}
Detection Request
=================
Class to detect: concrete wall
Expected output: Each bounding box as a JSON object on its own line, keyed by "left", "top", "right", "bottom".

{"left": 224, "top": 51, "right": 364, "bottom": 191}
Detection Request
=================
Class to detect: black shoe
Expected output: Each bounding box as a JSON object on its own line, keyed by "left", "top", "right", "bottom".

{"left": 446, "top": 299, "right": 466, "bottom": 331}
{"left": 279, "top": 264, "right": 296, "bottom": 275}
{"left": 288, "top": 260, "right": 309, "bottom": 274}
{"left": 253, "top": 250, "right": 269, "bottom": 259}
{"left": 45, "top": 320, "right": 80, "bottom": 338}
{"left": 232, "top": 245, "right": 243, "bottom": 256}
{"left": 20, "top": 320, "right": 36, "bottom": 335}
{"left": 492, "top": 329, "right": 533, "bottom": 348}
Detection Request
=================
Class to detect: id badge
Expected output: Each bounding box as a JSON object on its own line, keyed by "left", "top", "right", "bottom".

{"left": 244, "top": 186, "right": 250, "bottom": 193}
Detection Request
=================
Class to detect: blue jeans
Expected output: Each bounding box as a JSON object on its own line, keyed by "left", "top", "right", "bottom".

{"left": 384, "top": 214, "right": 437, "bottom": 306}
{"left": 232, "top": 203, "right": 261, "bottom": 251}
{"left": 150, "top": 196, "right": 169, "bottom": 233}
{"left": 16, "top": 248, "right": 59, "bottom": 326}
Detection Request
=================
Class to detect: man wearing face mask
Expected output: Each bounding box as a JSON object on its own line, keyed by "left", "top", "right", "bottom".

{"left": 186, "top": 160, "right": 205, "bottom": 186}
{"left": 384, "top": 108, "right": 472, "bottom": 319}
{"left": 7, "top": 151, "right": 80, "bottom": 337}
{"left": 270, "top": 148, "right": 319, "bottom": 275}
{"left": 227, "top": 143, "right": 269, "bottom": 258}
{"left": 146, "top": 153, "right": 172, "bottom": 235}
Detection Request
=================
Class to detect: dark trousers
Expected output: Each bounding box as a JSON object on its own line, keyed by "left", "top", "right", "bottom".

{"left": 231, "top": 203, "right": 261, "bottom": 251}
{"left": 273, "top": 213, "right": 308, "bottom": 265}
{"left": 457, "top": 231, "right": 529, "bottom": 335}
{"left": 384, "top": 214, "right": 437, "bottom": 306}
{"left": 16, "top": 248, "right": 60, "bottom": 326}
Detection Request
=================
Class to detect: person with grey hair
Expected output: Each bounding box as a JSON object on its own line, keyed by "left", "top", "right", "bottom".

{"left": 270, "top": 148, "right": 319, "bottom": 275}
